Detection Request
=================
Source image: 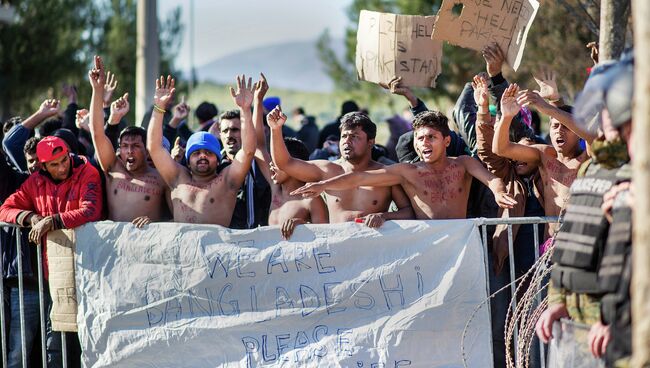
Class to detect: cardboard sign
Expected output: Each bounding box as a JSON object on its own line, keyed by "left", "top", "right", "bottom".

{"left": 431, "top": 0, "right": 539, "bottom": 70}
{"left": 356, "top": 10, "right": 443, "bottom": 88}
{"left": 46, "top": 229, "right": 78, "bottom": 332}
{"left": 75, "top": 220, "right": 493, "bottom": 367}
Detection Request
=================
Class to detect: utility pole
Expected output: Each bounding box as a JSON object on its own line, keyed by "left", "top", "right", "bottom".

{"left": 135, "top": 0, "right": 159, "bottom": 127}
{"left": 598, "top": 0, "right": 630, "bottom": 61}
{"left": 631, "top": 0, "right": 650, "bottom": 366}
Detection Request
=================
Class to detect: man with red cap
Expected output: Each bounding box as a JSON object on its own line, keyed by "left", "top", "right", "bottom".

{"left": 0, "top": 135, "right": 103, "bottom": 367}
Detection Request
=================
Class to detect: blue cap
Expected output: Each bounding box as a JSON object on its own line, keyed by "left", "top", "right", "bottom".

{"left": 263, "top": 96, "right": 281, "bottom": 112}
{"left": 185, "top": 132, "right": 222, "bottom": 161}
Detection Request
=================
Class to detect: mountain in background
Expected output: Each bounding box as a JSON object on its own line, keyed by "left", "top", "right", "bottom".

{"left": 193, "top": 39, "right": 345, "bottom": 93}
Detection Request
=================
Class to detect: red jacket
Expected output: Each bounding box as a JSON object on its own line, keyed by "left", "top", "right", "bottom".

{"left": 0, "top": 155, "right": 103, "bottom": 276}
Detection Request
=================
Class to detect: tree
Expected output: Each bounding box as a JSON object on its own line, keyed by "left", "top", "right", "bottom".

{"left": 0, "top": 0, "right": 184, "bottom": 123}
{"left": 0, "top": 0, "right": 94, "bottom": 119}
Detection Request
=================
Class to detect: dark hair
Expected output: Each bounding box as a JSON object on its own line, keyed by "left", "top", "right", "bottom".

{"left": 294, "top": 107, "right": 305, "bottom": 115}
{"left": 38, "top": 118, "right": 63, "bottom": 137}
{"left": 412, "top": 111, "right": 451, "bottom": 137}
{"left": 219, "top": 109, "right": 240, "bottom": 122}
{"left": 340, "top": 100, "right": 359, "bottom": 116}
{"left": 23, "top": 136, "right": 41, "bottom": 155}
{"left": 284, "top": 137, "right": 310, "bottom": 161}
{"left": 195, "top": 102, "right": 219, "bottom": 122}
{"left": 558, "top": 105, "right": 573, "bottom": 114}
{"left": 339, "top": 112, "right": 376, "bottom": 140}
{"left": 119, "top": 126, "right": 147, "bottom": 146}
{"left": 53, "top": 128, "right": 79, "bottom": 154}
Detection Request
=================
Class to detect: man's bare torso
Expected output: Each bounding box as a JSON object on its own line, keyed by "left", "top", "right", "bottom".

{"left": 401, "top": 157, "right": 472, "bottom": 219}
{"left": 268, "top": 188, "right": 312, "bottom": 225}
{"left": 324, "top": 160, "right": 394, "bottom": 223}
{"left": 171, "top": 170, "right": 237, "bottom": 225}
{"left": 107, "top": 163, "right": 167, "bottom": 222}
{"left": 537, "top": 146, "right": 588, "bottom": 236}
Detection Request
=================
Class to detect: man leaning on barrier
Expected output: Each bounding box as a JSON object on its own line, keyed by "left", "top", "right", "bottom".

{"left": 0, "top": 135, "right": 103, "bottom": 367}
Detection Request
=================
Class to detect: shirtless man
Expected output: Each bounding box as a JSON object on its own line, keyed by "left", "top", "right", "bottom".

{"left": 147, "top": 74, "right": 255, "bottom": 225}
{"left": 292, "top": 111, "right": 516, "bottom": 219}
{"left": 250, "top": 74, "right": 328, "bottom": 239}
{"left": 494, "top": 83, "right": 591, "bottom": 237}
{"left": 269, "top": 107, "right": 413, "bottom": 227}
{"left": 88, "top": 56, "right": 168, "bottom": 227}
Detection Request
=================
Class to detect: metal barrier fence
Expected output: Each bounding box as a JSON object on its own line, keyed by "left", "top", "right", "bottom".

{"left": 2, "top": 218, "right": 560, "bottom": 368}
{"left": 478, "top": 216, "right": 561, "bottom": 368}
{"left": 0, "top": 221, "right": 70, "bottom": 368}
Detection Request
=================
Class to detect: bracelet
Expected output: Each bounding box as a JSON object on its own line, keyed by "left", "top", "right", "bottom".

{"left": 153, "top": 104, "right": 166, "bottom": 114}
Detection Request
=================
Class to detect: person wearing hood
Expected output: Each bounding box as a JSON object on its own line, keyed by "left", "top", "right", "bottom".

{"left": 0, "top": 135, "right": 103, "bottom": 367}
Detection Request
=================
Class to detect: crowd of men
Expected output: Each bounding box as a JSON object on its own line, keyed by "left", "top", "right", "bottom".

{"left": 0, "top": 40, "right": 636, "bottom": 368}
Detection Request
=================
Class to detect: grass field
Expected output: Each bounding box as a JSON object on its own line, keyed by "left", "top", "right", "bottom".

{"left": 184, "top": 81, "right": 456, "bottom": 146}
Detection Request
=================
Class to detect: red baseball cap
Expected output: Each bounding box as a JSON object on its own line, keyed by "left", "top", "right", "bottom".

{"left": 36, "top": 136, "right": 69, "bottom": 163}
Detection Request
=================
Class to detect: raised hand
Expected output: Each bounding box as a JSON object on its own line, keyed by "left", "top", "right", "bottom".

{"left": 103, "top": 71, "right": 118, "bottom": 107}
{"left": 586, "top": 41, "right": 599, "bottom": 65}
{"left": 62, "top": 84, "right": 78, "bottom": 103}
{"left": 266, "top": 106, "right": 287, "bottom": 130}
{"left": 500, "top": 83, "right": 520, "bottom": 118}
{"left": 379, "top": 76, "right": 417, "bottom": 107}
{"left": 482, "top": 42, "right": 505, "bottom": 77}
{"left": 109, "top": 93, "right": 130, "bottom": 125}
{"left": 533, "top": 67, "right": 560, "bottom": 101}
{"left": 171, "top": 137, "right": 185, "bottom": 162}
{"left": 230, "top": 74, "right": 254, "bottom": 109}
{"left": 172, "top": 100, "right": 190, "bottom": 120}
{"left": 254, "top": 73, "right": 269, "bottom": 102}
{"left": 516, "top": 89, "right": 547, "bottom": 109}
{"left": 37, "top": 99, "right": 61, "bottom": 118}
{"left": 88, "top": 55, "right": 106, "bottom": 90}
{"left": 154, "top": 75, "right": 176, "bottom": 110}
{"left": 290, "top": 181, "right": 326, "bottom": 198}
{"left": 76, "top": 109, "right": 90, "bottom": 131}
{"left": 472, "top": 74, "right": 489, "bottom": 108}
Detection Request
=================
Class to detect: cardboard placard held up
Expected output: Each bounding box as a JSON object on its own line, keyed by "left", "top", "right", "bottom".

{"left": 46, "top": 229, "right": 78, "bottom": 332}
{"left": 431, "top": 0, "right": 539, "bottom": 71}
{"left": 356, "top": 10, "right": 443, "bottom": 88}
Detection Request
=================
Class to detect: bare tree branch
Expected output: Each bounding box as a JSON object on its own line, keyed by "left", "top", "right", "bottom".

{"left": 557, "top": 0, "right": 600, "bottom": 37}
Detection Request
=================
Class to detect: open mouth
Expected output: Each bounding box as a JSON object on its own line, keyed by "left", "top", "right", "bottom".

{"left": 197, "top": 159, "right": 209, "bottom": 166}
{"left": 126, "top": 157, "right": 136, "bottom": 165}
{"left": 555, "top": 137, "right": 566, "bottom": 145}
{"left": 421, "top": 149, "right": 433, "bottom": 158}
{"left": 515, "top": 161, "right": 528, "bottom": 169}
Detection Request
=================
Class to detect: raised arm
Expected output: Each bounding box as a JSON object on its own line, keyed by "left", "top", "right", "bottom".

{"left": 252, "top": 73, "right": 272, "bottom": 184}
{"left": 88, "top": 56, "right": 120, "bottom": 172}
{"left": 268, "top": 106, "right": 332, "bottom": 182}
{"left": 224, "top": 75, "right": 256, "bottom": 190}
{"left": 473, "top": 75, "right": 510, "bottom": 179}
{"left": 146, "top": 76, "right": 182, "bottom": 186}
{"left": 493, "top": 84, "right": 542, "bottom": 164}
{"left": 290, "top": 164, "right": 407, "bottom": 198}
{"left": 459, "top": 156, "right": 516, "bottom": 209}
{"left": 517, "top": 88, "right": 597, "bottom": 143}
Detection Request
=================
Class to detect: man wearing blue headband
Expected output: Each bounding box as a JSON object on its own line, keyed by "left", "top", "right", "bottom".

{"left": 147, "top": 74, "right": 256, "bottom": 226}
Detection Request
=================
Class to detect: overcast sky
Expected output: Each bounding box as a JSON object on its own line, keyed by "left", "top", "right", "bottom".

{"left": 158, "top": 0, "right": 352, "bottom": 71}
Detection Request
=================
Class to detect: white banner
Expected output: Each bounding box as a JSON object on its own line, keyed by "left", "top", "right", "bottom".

{"left": 74, "top": 220, "right": 493, "bottom": 367}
